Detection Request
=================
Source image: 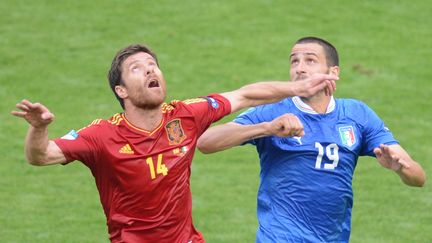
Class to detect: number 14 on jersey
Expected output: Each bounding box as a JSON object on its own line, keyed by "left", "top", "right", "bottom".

{"left": 146, "top": 154, "right": 169, "bottom": 179}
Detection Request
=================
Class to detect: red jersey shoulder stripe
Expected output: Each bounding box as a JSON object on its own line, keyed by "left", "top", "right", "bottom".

{"left": 182, "top": 98, "right": 207, "bottom": 105}
{"left": 108, "top": 113, "right": 123, "bottom": 125}
{"left": 162, "top": 103, "right": 175, "bottom": 113}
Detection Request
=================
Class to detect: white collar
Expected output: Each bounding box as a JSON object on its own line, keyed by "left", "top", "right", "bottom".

{"left": 292, "top": 96, "right": 335, "bottom": 114}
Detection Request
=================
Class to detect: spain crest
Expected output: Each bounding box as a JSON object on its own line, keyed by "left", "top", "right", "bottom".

{"left": 338, "top": 126, "right": 356, "bottom": 147}
{"left": 165, "top": 119, "right": 186, "bottom": 145}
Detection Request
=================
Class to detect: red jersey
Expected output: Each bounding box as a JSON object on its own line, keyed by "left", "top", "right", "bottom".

{"left": 54, "top": 94, "right": 231, "bottom": 243}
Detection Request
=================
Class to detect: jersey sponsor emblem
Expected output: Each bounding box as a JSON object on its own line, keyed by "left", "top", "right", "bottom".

{"left": 119, "top": 144, "right": 134, "bottom": 154}
{"left": 165, "top": 119, "right": 187, "bottom": 145}
{"left": 293, "top": 136, "right": 303, "bottom": 145}
{"left": 207, "top": 97, "right": 219, "bottom": 109}
{"left": 339, "top": 126, "right": 356, "bottom": 147}
{"left": 60, "top": 130, "right": 79, "bottom": 140}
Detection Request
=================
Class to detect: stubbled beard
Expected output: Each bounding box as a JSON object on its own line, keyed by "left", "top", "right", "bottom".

{"left": 294, "top": 75, "right": 308, "bottom": 81}
{"left": 133, "top": 95, "right": 166, "bottom": 110}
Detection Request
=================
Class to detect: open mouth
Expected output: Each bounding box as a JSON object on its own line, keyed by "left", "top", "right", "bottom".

{"left": 148, "top": 80, "right": 160, "bottom": 88}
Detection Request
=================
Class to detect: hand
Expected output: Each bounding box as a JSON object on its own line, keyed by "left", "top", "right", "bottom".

{"left": 294, "top": 73, "right": 338, "bottom": 97}
{"left": 373, "top": 144, "right": 410, "bottom": 172}
{"left": 267, "top": 113, "right": 304, "bottom": 137}
{"left": 11, "top": 99, "right": 54, "bottom": 128}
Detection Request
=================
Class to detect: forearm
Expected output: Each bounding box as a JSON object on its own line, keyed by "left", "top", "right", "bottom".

{"left": 198, "top": 122, "right": 270, "bottom": 154}
{"left": 238, "top": 81, "right": 296, "bottom": 107}
{"left": 396, "top": 160, "right": 426, "bottom": 187}
{"left": 223, "top": 81, "right": 297, "bottom": 113}
{"left": 25, "top": 125, "right": 53, "bottom": 165}
{"left": 221, "top": 73, "right": 337, "bottom": 113}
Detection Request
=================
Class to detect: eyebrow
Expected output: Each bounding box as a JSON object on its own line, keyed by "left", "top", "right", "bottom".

{"left": 290, "top": 52, "right": 319, "bottom": 58}
{"left": 126, "top": 57, "right": 155, "bottom": 68}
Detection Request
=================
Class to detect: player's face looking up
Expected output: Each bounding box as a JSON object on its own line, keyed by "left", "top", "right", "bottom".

{"left": 289, "top": 43, "right": 331, "bottom": 82}
{"left": 116, "top": 52, "right": 167, "bottom": 109}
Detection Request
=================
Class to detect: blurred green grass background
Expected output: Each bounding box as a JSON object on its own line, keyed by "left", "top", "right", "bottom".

{"left": 1, "top": 0, "right": 431, "bottom": 242}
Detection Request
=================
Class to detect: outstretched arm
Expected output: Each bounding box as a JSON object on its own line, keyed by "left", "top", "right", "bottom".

{"left": 198, "top": 114, "right": 304, "bottom": 153}
{"left": 221, "top": 73, "right": 338, "bottom": 113}
{"left": 374, "top": 144, "right": 426, "bottom": 187}
{"left": 11, "top": 99, "right": 67, "bottom": 166}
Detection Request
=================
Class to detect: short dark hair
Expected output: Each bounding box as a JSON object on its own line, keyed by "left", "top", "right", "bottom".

{"left": 108, "top": 44, "right": 159, "bottom": 109}
{"left": 295, "top": 37, "right": 339, "bottom": 67}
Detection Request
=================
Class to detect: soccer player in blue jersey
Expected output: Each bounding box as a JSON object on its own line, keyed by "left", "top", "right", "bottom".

{"left": 197, "top": 36, "right": 426, "bottom": 242}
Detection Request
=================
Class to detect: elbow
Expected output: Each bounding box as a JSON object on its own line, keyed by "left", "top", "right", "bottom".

{"left": 197, "top": 143, "right": 213, "bottom": 154}
{"left": 197, "top": 138, "right": 217, "bottom": 154}
{"left": 27, "top": 158, "right": 45, "bottom": 166}
{"left": 408, "top": 179, "right": 426, "bottom": 187}
{"left": 26, "top": 155, "right": 48, "bottom": 166}
{"left": 415, "top": 170, "right": 427, "bottom": 187}
{"left": 405, "top": 174, "right": 426, "bottom": 187}
{"left": 415, "top": 174, "right": 427, "bottom": 187}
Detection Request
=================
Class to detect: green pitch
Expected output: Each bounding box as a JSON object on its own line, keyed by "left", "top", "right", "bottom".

{"left": 1, "top": 0, "right": 431, "bottom": 242}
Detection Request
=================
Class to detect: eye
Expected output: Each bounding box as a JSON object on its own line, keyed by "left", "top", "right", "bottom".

{"left": 306, "top": 58, "right": 317, "bottom": 64}
{"left": 291, "top": 59, "right": 299, "bottom": 65}
{"left": 131, "top": 66, "right": 140, "bottom": 73}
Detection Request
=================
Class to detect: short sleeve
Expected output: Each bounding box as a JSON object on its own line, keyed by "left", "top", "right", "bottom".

{"left": 359, "top": 103, "right": 399, "bottom": 156}
{"left": 53, "top": 121, "right": 101, "bottom": 166}
{"left": 232, "top": 106, "right": 265, "bottom": 145}
{"left": 181, "top": 93, "right": 231, "bottom": 136}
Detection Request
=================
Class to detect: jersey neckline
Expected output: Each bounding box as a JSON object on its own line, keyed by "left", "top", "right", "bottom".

{"left": 292, "top": 96, "right": 335, "bottom": 114}
{"left": 120, "top": 113, "right": 165, "bottom": 135}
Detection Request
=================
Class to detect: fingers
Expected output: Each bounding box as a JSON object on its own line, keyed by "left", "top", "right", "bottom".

{"left": 15, "top": 100, "right": 31, "bottom": 112}
{"left": 12, "top": 100, "right": 32, "bottom": 117}
{"left": 273, "top": 114, "right": 304, "bottom": 137}
{"left": 325, "top": 80, "right": 337, "bottom": 96}
{"left": 373, "top": 147, "right": 382, "bottom": 157}
{"left": 11, "top": 99, "right": 54, "bottom": 126}
{"left": 310, "top": 73, "right": 339, "bottom": 82}
{"left": 375, "top": 144, "right": 410, "bottom": 171}
{"left": 305, "top": 76, "right": 338, "bottom": 97}
{"left": 11, "top": 110, "right": 27, "bottom": 118}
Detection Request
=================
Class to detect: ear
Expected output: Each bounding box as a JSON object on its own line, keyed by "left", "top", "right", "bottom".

{"left": 329, "top": 66, "right": 340, "bottom": 76}
{"left": 115, "top": 85, "right": 128, "bottom": 99}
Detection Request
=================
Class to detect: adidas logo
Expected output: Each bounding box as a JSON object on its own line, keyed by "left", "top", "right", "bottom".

{"left": 119, "top": 144, "right": 134, "bottom": 154}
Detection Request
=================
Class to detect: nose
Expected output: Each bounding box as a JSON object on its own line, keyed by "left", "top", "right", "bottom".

{"left": 145, "top": 66, "right": 155, "bottom": 76}
{"left": 295, "top": 61, "right": 306, "bottom": 75}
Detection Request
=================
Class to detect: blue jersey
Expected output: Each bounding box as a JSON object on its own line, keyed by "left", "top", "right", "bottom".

{"left": 234, "top": 97, "right": 398, "bottom": 243}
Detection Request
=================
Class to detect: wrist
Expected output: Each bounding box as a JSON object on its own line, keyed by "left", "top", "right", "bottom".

{"left": 260, "top": 122, "right": 270, "bottom": 136}
{"left": 29, "top": 124, "right": 49, "bottom": 132}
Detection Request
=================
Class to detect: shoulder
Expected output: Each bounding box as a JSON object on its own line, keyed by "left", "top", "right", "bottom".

{"left": 336, "top": 98, "right": 382, "bottom": 126}
{"left": 77, "top": 113, "right": 120, "bottom": 134}
{"left": 259, "top": 98, "right": 295, "bottom": 114}
{"left": 236, "top": 98, "right": 293, "bottom": 121}
{"left": 162, "top": 98, "right": 208, "bottom": 114}
{"left": 166, "top": 94, "right": 230, "bottom": 113}
{"left": 336, "top": 98, "right": 375, "bottom": 114}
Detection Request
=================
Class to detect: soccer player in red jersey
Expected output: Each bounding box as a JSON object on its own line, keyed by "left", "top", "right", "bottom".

{"left": 11, "top": 44, "right": 338, "bottom": 243}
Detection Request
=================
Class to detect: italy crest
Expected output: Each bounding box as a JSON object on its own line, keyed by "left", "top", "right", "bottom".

{"left": 339, "top": 126, "right": 356, "bottom": 147}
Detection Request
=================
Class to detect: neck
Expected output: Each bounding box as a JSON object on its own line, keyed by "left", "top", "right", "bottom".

{"left": 300, "top": 93, "right": 332, "bottom": 114}
{"left": 123, "top": 105, "right": 163, "bottom": 131}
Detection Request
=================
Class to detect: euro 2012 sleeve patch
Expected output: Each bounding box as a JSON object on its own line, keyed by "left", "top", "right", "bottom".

{"left": 206, "top": 97, "right": 219, "bottom": 109}
{"left": 60, "top": 130, "right": 79, "bottom": 140}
